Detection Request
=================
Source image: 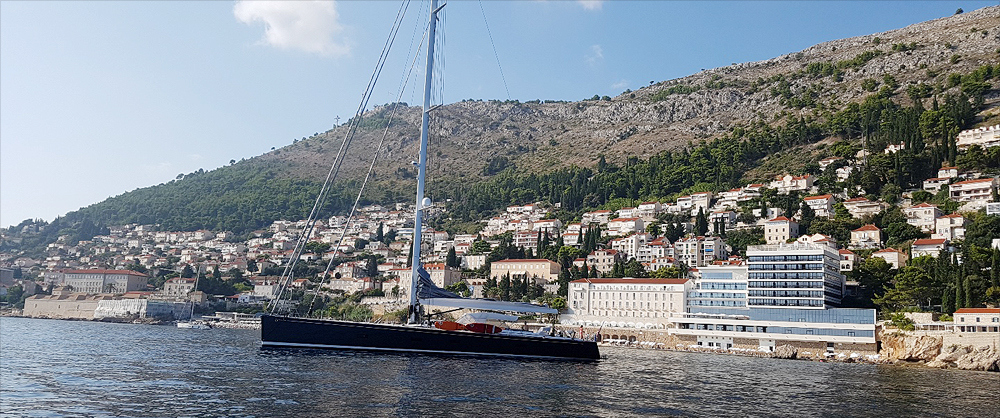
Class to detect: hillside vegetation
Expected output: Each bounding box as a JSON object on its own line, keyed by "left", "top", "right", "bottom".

{"left": 2, "top": 6, "right": 999, "bottom": 254}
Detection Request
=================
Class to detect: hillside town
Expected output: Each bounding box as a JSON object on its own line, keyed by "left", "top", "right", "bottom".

{"left": 2, "top": 125, "right": 999, "bottom": 365}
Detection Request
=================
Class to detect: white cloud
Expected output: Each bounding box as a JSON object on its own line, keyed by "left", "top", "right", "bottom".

{"left": 586, "top": 44, "right": 604, "bottom": 66}
{"left": 234, "top": 1, "right": 349, "bottom": 57}
{"left": 577, "top": 1, "right": 604, "bottom": 10}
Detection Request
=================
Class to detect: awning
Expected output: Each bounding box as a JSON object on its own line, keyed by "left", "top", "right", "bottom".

{"left": 420, "top": 297, "right": 558, "bottom": 314}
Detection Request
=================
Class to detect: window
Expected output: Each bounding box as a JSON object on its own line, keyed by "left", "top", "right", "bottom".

{"left": 848, "top": 331, "right": 855, "bottom": 337}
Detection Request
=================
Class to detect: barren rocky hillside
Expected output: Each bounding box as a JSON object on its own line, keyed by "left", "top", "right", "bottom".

{"left": 260, "top": 6, "right": 999, "bottom": 186}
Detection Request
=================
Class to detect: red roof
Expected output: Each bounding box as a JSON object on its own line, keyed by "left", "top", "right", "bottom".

{"left": 940, "top": 213, "right": 964, "bottom": 218}
{"left": 952, "top": 178, "right": 995, "bottom": 186}
{"left": 61, "top": 269, "right": 148, "bottom": 277}
{"left": 911, "top": 203, "right": 938, "bottom": 208}
{"left": 853, "top": 224, "right": 880, "bottom": 232}
{"left": 913, "top": 238, "right": 947, "bottom": 246}
{"left": 610, "top": 217, "right": 641, "bottom": 222}
{"left": 954, "top": 308, "right": 1000, "bottom": 314}
{"left": 492, "top": 259, "right": 558, "bottom": 263}
{"left": 875, "top": 248, "right": 902, "bottom": 254}
{"left": 804, "top": 194, "right": 832, "bottom": 200}
{"left": 839, "top": 249, "right": 856, "bottom": 255}
{"left": 767, "top": 216, "right": 793, "bottom": 222}
{"left": 844, "top": 197, "right": 870, "bottom": 203}
{"left": 924, "top": 177, "right": 949, "bottom": 182}
{"left": 570, "top": 278, "right": 688, "bottom": 285}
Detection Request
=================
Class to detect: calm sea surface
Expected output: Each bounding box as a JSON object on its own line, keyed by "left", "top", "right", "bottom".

{"left": 1, "top": 317, "right": 997, "bottom": 418}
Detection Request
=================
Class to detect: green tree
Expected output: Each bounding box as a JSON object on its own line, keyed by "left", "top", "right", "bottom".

{"left": 695, "top": 208, "right": 708, "bottom": 236}
{"left": 445, "top": 247, "right": 460, "bottom": 268}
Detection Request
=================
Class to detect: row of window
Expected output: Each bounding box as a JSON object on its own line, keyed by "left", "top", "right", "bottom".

{"left": 749, "top": 264, "right": 824, "bottom": 271}
{"left": 748, "top": 281, "right": 824, "bottom": 289}
{"left": 748, "top": 290, "right": 824, "bottom": 298}
{"left": 697, "top": 283, "right": 747, "bottom": 290}
{"left": 749, "top": 272, "right": 825, "bottom": 280}
{"left": 688, "top": 300, "right": 746, "bottom": 307}
{"left": 689, "top": 292, "right": 747, "bottom": 299}
{"left": 748, "top": 255, "right": 823, "bottom": 262}
{"left": 749, "top": 299, "right": 824, "bottom": 307}
{"left": 591, "top": 292, "right": 679, "bottom": 301}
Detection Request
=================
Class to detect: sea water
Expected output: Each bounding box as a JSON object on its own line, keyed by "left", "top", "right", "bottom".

{"left": 1, "top": 317, "right": 997, "bottom": 418}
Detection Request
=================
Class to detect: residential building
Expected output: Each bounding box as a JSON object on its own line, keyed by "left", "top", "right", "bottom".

{"left": 532, "top": 219, "right": 562, "bottom": 234}
{"left": 581, "top": 210, "right": 613, "bottom": 225}
{"left": 872, "top": 248, "right": 908, "bottom": 270}
{"left": 987, "top": 202, "right": 1000, "bottom": 216}
{"left": 922, "top": 177, "right": 950, "bottom": 192}
{"left": 674, "top": 236, "right": 728, "bottom": 268}
{"left": 690, "top": 192, "right": 713, "bottom": 213}
{"left": 903, "top": 203, "right": 941, "bottom": 232}
{"left": 746, "top": 242, "right": 845, "bottom": 309}
{"left": 803, "top": 194, "right": 835, "bottom": 218}
{"left": 423, "top": 263, "right": 462, "bottom": 288}
{"left": 636, "top": 238, "right": 673, "bottom": 264}
{"left": 839, "top": 249, "right": 856, "bottom": 272}
{"left": 850, "top": 225, "right": 882, "bottom": 249}
{"left": 489, "top": 259, "right": 561, "bottom": 284}
{"left": 953, "top": 308, "right": 1000, "bottom": 334}
{"left": 769, "top": 174, "right": 814, "bottom": 194}
{"left": 842, "top": 197, "right": 884, "bottom": 218}
{"left": 795, "top": 234, "right": 837, "bottom": 249}
{"left": 512, "top": 230, "right": 540, "bottom": 252}
{"left": 587, "top": 250, "right": 622, "bottom": 274}
{"left": 933, "top": 214, "right": 966, "bottom": 241}
{"left": 912, "top": 238, "right": 948, "bottom": 258}
{"left": 161, "top": 277, "right": 196, "bottom": 298}
{"left": 956, "top": 125, "right": 1000, "bottom": 149}
{"left": 607, "top": 218, "right": 644, "bottom": 237}
{"left": 609, "top": 233, "right": 652, "bottom": 260}
{"left": 636, "top": 202, "right": 662, "bottom": 219}
{"left": 764, "top": 216, "right": 798, "bottom": 245}
{"left": 565, "top": 278, "right": 690, "bottom": 326}
{"left": 938, "top": 166, "right": 960, "bottom": 179}
{"left": 948, "top": 177, "right": 998, "bottom": 206}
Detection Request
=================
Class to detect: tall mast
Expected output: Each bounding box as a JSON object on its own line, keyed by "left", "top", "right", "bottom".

{"left": 408, "top": 0, "right": 441, "bottom": 324}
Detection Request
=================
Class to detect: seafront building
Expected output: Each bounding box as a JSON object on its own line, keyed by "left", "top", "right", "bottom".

{"left": 565, "top": 278, "right": 690, "bottom": 327}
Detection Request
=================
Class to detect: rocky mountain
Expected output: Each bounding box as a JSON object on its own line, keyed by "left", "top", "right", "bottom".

{"left": 2, "top": 6, "right": 998, "bottom": 247}
{"left": 263, "top": 6, "right": 998, "bottom": 183}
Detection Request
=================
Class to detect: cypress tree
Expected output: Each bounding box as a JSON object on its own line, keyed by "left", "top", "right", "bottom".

{"left": 955, "top": 276, "right": 965, "bottom": 310}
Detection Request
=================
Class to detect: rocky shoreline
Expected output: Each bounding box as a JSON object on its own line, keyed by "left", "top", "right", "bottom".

{"left": 878, "top": 333, "right": 1000, "bottom": 372}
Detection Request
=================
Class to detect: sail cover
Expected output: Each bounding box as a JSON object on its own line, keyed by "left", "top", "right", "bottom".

{"left": 414, "top": 266, "right": 557, "bottom": 314}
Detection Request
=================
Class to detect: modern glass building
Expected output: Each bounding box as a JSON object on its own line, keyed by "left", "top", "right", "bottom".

{"left": 746, "top": 243, "right": 845, "bottom": 308}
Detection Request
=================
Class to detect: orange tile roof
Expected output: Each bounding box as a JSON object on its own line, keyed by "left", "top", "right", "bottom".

{"left": 804, "top": 194, "right": 833, "bottom": 200}
{"left": 954, "top": 308, "right": 1000, "bottom": 314}
{"left": 913, "top": 238, "right": 947, "bottom": 245}
{"left": 853, "top": 224, "right": 880, "bottom": 232}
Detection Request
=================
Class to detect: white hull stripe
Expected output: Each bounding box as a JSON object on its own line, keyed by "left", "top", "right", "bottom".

{"left": 260, "top": 341, "right": 592, "bottom": 361}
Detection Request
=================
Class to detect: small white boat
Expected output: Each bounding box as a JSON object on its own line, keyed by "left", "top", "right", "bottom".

{"left": 176, "top": 320, "right": 211, "bottom": 330}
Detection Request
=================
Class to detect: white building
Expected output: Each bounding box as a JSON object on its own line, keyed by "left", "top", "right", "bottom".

{"left": 872, "top": 248, "right": 908, "bottom": 270}
{"left": 842, "top": 197, "right": 884, "bottom": 218}
{"left": 607, "top": 218, "right": 644, "bottom": 237}
{"left": 674, "top": 236, "right": 727, "bottom": 268}
{"left": 956, "top": 125, "right": 1000, "bottom": 149}
{"left": 933, "top": 213, "right": 966, "bottom": 241}
{"left": 948, "top": 177, "right": 997, "bottom": 206}
{"left": 911, "top": 238, "right": 948, "bottom": 259}
{"left": 803, "top": 194, "right": 835, "bottom": 218}
{"left": 769, "top": 174, "right": 814, "bottom": 194}
{"left": 566, "top": 278, "right": 690, "bottom": 326}
{"left": 56, "top": 269, "right": 149, "bottom": 294}
{"left": 903, "top": 203, "right": 941, "bottom": 232}
{"left": 953, "top": 308, "right": 1000, "bottom": 334}
{"left": 764, "top": 216, "right": 798, "bottom": 245}
{"left": 850, "top": 225, "right": 882, "bottom": 250}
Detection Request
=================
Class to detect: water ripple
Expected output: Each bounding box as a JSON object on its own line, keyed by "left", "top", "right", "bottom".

{"left": 3, "top": 317, "right": 999, "bottom": 418}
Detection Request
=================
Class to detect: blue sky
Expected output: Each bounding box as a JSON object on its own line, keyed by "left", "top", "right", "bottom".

{"left": 1, "top": 1, "right": 994, "bottom": 228}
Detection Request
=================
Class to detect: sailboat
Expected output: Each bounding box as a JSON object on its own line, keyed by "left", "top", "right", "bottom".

{"left": 260, "top": 0, "right": 599, "bottom": 361}
{"left": 177, "top": 267, "right": 211, "bottom": 329}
